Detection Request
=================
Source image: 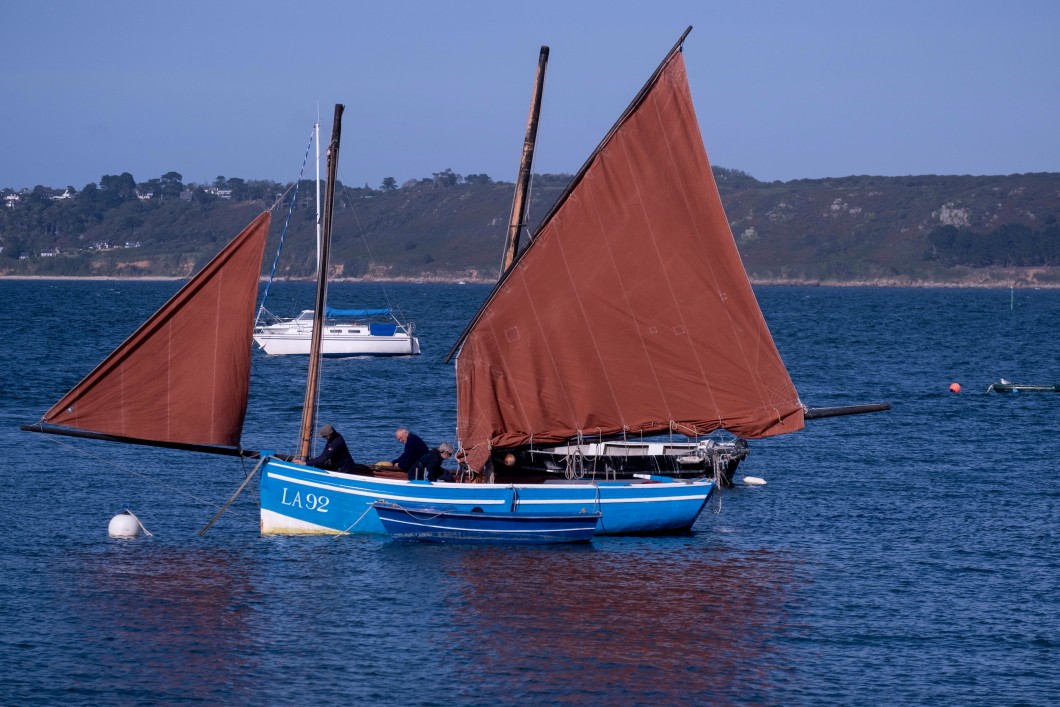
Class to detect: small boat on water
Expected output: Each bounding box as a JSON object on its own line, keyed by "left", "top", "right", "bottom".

{"left": 253, "top": 307, "right": 420, "bottom": 357}
{"left": 491, "top": 437, "right": 749, "bottom": 487}
{"left": 988, "top": 379, "right": 1060, "bottom": 393}
{"left": 371, "top": 500, "right": 600, "bottom": 544}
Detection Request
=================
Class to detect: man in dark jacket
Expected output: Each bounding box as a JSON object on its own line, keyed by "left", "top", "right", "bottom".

{"left": 307, "top": 424, "right": 358, "bottom": 474}
{"left": 392, "top": 427, "right": 429, "bottom": 472}
{"left": 408, "top": 442, "right": 454, "bottom": 481}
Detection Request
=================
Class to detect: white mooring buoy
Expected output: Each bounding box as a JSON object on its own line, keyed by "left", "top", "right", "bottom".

{"left": 108, "top": 512, "right": 140, "bottom": 537}
{"left": 742, "top": 476, "right": 767, "bottom": 485}
{"left": 108, "top": 506, "right": 151, "bottom": 538}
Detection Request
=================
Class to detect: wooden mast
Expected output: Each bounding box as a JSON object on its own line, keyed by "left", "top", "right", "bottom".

{"left": 499, "top": 46, "right": 548, "bottom": 277}
{"left": 298, "top": 103, "right": 344, "bottom": 459}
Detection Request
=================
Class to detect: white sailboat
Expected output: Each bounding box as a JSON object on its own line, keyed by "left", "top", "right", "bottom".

{"left": 253, "top": 307, "right": 419, "bottom": 357}
{"left": 253, "top": 120, "right": 420, "bottom": 358}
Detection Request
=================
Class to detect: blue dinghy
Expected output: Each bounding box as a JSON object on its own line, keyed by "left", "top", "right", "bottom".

{"left": 371, "top": 500, "right": 600, "bottom": 544}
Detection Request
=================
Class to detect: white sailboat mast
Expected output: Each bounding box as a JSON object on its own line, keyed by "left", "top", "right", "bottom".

{"left": 315, "top": 118, "right": 322, "bottom": 276}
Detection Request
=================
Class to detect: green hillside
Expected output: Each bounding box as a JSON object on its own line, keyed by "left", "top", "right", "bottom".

{"left": 3, "top": 169, "right": 1058, "bottom": 285}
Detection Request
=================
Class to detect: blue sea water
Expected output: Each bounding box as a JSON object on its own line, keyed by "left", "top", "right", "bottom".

{"left": 1, "top": 280, "right": 1057, "bottom": 705}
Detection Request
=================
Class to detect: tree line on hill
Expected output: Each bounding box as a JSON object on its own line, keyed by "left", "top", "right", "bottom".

{"left": 2, "top": 168, "right": 1058, "bottom": 284}
{"left": 926, "top": 220, "right": 1060, "bottom": 267}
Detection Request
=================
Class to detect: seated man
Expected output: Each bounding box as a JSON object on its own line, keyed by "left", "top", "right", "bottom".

{"left": 306, "top": 424, "right": 358, "bottom": 474}
{"left": 408, "top": 442, "right": 454, "bottom": 482}
{"left": 392, "top": 426, "right": 429, "bottom": 472}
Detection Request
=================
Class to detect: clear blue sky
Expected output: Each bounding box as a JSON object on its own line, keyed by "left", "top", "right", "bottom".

{"left": 3, "top": 0, "right": 1058, "bottom": 191}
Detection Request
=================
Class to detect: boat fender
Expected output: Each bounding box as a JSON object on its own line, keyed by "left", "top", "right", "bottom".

{"left": 742, "top": 476, "right": 767, "bottom": 485}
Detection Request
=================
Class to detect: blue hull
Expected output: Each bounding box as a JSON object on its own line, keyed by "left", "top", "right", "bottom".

{"left": 372, "top": 502, "right": 600, "bottom": 544}
{"left": 259, "top": 458, "right": 713, "bottom": 536}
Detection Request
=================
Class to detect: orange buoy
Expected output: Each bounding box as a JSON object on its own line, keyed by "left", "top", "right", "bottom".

{"left": 949, "top": 382, "right": 961, "bottom": 394}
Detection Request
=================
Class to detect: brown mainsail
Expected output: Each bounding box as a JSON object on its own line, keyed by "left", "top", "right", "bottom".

{"left": 40, "top": 211, "right": 271, "bottom": 449}
{"left": 453, "top": 47, "right": 804, "bottom": 472}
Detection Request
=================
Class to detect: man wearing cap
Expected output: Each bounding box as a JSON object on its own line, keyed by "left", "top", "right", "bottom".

{"left": 306, "top": 424, "right": 358, "bottom": 474}
{"left": 408, "top": 442, "right": 454, "bottom": 482}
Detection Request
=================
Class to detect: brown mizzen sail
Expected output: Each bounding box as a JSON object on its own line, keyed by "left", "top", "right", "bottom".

{"left": 36, "top": 211, "right": 271, "bottom": 450}
{"left": 452, "top": 44, "right": 804, "bottom": 472}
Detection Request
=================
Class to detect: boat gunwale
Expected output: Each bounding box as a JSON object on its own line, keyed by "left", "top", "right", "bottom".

{"left": 265, "top": 458, "right": 714, "bottom": 493}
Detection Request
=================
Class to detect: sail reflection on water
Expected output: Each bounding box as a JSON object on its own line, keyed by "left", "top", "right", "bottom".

{"left": 444, "top": 545, "right": 802, "bottom": 699}
{"left": 68, "top": 547, "right": 257, "bottom": 701}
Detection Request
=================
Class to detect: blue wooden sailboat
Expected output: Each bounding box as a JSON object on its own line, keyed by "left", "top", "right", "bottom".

{"left": 253, "top": 92, "right": 720, "bottom": 536}
{"left": 370, "top": 501, "right": 600, "bottom": 544}
{"left": 259, "top": 462, "right": 711, "bottom": 535}
{"left": 23, "top": 29, "right": 829, "bottom": 538}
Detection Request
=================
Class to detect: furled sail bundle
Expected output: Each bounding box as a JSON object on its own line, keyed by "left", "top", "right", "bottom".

{"left": 453, "top": 50, "right": 804, "bottom": 471}
{"left": 41, "top": 212, "right": 271, "bottom": 449}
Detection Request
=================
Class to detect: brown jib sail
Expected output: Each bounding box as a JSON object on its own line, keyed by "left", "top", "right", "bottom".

{"left": 38, "top": 211, "right": 271, "bottom": 450}
{"left": 453, "top": 47, "right": 804, "bottom": 472}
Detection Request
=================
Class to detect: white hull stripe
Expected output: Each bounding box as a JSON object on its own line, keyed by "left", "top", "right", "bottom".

{"left": 266, "top": 471, "right": 507, "bottom": 506}
{"left": 266, "top": 471, "right": 709, "bottom": 506}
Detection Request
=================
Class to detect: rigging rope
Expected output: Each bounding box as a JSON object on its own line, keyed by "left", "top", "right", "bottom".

{"left": 709, "top": 452, "right": 725, "bottom": 515}
{"left": 340, "top": 182, "right": 409, "bottom": 323}
{"left": 256, "top": 126, "right": 316, "bottom": 327}
{"left": 119, "top": 504, "right": 154, "bottom": 536}
{"left": 525, "top": 172, "right": 535, "bottom": 237}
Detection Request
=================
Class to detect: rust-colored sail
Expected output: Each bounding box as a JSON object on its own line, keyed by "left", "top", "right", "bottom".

{"left": 455, "top": 51, "right": 804, "bottom": 471}
{"left": 43, "top": 212, "right": 271, "bottom": 448}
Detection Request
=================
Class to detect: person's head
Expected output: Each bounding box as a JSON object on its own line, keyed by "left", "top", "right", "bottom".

{"left": 317, "top": 423, "right": 335, "bottom": 439}
{"left": 438, "top": 441, "right": 454, "bottom": 459}
{"left": 395, "top": 427, "right": 409, "bottom": 443}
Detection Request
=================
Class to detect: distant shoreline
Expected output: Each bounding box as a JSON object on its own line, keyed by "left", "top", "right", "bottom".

{"left": 746, "top": 277, "right": 1060, "bottom": 289}
{"left": 0, "top": 275, "right": 491, "bottom": 284}
{"left": 1, "top": 274, "right": 1058, "bottom": 288}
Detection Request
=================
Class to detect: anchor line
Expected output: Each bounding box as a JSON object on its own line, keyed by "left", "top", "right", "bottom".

{"left": 40, "top": 434, "right": 256, "bottom": 518}
{"left": 335, "top": 502, "right": 379, "bottom": 537}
